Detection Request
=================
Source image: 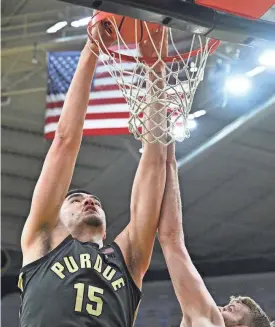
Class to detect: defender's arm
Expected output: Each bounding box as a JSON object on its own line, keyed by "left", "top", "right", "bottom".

{"left": 115, "top": 28, "right": 168, "bottom": 288}
{"left": 158, "top": 143, "right": 224, "bottom": 327}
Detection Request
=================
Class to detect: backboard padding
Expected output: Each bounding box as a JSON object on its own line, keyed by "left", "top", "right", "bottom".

{"left": 195, "top": 0, "right": 275, "bottom": 19}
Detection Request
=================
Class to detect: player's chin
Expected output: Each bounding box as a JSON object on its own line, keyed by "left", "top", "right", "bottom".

{"left": 83, "top": 213, "right": 103, "bottom": 227}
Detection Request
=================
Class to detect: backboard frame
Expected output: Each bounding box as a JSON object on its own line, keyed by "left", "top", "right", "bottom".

{"left": 59, "top": 0, "right": 275, "bottom": 45}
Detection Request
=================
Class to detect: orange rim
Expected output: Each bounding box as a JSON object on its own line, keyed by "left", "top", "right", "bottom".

{"left": 105, "top": 39, "right": 220, "bottom": 63}
{"left": 88, "top": 13, "right": 221, "bottom": 64}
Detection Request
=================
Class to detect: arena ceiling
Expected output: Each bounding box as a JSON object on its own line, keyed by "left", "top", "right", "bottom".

{"left": 2, "top": 0, "right": 275, "bottom": 276}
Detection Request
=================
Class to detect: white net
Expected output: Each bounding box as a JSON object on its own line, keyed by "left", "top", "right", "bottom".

{"left": 88, "top": 17, "right": 219, "bottom": 145}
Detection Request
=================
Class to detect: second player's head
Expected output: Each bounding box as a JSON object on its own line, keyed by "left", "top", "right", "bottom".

{"left": 59, "top": 189, "right": 106, "bottom": 242}
{"left": 219, "top": 296, "right": 271, "bottom": 327}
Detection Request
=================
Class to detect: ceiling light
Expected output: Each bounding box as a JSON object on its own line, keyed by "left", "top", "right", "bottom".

{"left": 259, "top": 50, "right": 275, "bottom": 68}
{"left": 192, "top": 110, "right": 206, "bottom": 118}
{"left": 187, "top": 119, "right": 197, "bottom": 130}
{"left": 246, "top": 66, "right": 266, "bottom": 77}
{"left": 225, "top": 75, "right": 251, "bottom": 96}
{"left": 71, "top": 17, "right": 90, "bottom": 28}
{"left": 46, "top": 21, "right": 68, "bottom": 34}
{"left": 172, "top": 119, "right": 197, "bottom": 142}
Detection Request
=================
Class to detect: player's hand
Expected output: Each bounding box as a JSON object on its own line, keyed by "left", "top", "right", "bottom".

{"left": 139, "top": 26, "right": 168, "bottom": 66}
{"left": 87, "top": 18, "right": 115, "bottom": 54}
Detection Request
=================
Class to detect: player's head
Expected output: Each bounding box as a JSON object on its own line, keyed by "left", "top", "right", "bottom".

{"left": 59, "top": 189, "right": 106, "bottom": 240}
{"left": 219, "top": 296, "right": 271, "bottom": 327}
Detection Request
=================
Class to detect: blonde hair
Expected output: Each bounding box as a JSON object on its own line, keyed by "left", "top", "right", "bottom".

{"left": 230, "top": 296, "right": 271, "bottom": 327}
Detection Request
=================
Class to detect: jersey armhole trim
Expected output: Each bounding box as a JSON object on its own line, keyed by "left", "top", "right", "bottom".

{"left": 111, "top": 241, "right": 142, "bottom": 298}
{"left": 20, "top": 235, "right": 73, "bottom": 273}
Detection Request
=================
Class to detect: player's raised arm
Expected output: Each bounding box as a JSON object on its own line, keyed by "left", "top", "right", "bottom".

{"left": 115, "top": 27, "right": 168, "bottom": 288}
{"left": 158, "top": 143, "right": 224, "bottom": 327}
{"left": 21, "top": 23, "right": 113, "bottom": 265}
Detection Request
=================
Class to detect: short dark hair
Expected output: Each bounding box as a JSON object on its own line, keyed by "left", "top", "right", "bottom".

{"left": 230, "top": 296, "right": 271, "bottom": 327}
{"left": 65, "top": 189, "right": 101, "bottom": 206}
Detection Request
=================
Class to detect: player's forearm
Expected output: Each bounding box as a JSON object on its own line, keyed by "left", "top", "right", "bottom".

{"left": 55, "top": 43, "right": 98, "bottom": 143}
{"left": 145, "top": 67, "right": 166, "bottom": 137}
{"left": 142, "top": 65, "right": 167, "bottom": 160}
{"left": 162, "top": 244, "right": 210, "bottom": 314}
{"left": 159, "top": 165, "right": 222, "bottom": 325}
{"left": 162, "top": 243, "right": 223, "bottom": 325}
{"left": 131, "top": 159, "right": 166, "bottom": 222}
{"left": 129, "top": 160, "right": 166, "bottom": 274}
{"left": 158, "top": 161, "right": 184, "bottom": 244}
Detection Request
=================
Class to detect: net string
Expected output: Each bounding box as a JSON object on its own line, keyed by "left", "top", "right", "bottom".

{"left": 87, "top": 17, "right": 218, "bottom": 145}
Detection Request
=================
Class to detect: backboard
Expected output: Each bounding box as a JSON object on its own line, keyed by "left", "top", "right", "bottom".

{"left": 59, "top": 0, "right": 275, "bottom": 45}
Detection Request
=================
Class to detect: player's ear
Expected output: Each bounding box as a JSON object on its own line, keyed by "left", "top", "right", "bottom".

{"left": 103, "top": 233, "right": 106, "bottom": 240}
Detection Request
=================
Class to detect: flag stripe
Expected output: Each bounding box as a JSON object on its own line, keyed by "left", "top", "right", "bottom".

{"left": 93, "top": 75, "right": 136, "bottom": 87}
{"left": 95, "top": 61, "right": 137, "bottom": 73}
{"left": 46, "top": 87, "right": 122, "bottom": 102}
{"left": 45, "top": 112, "right": 132, "bottom": 124}
{"left": 45, "top": 127, "right": 131, "bottom": 139}
{"left": 45, "top": 118, "right": 130, "bottom": 134}
{"left": 45, "top": 104, "right": 131, "bottom": 118}
{"left": 46, "top": 84, "right": 144, "bottom": 102}
{"left": 47, "top": 97, "right": 127, "bottom": 110}
{"left": 95, "top": 70, "right": 138, "bottom": 79}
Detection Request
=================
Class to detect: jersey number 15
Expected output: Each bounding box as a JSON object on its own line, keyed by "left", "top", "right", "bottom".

{"left": 74, "top": 283, "right": 104, "bottom": 317}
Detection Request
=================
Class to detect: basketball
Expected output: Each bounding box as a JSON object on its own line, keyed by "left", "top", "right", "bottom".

{"left": 89, "top": 10, "right": 161, "bottom": 45}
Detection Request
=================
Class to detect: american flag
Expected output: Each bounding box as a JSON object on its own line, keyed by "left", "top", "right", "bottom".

{"left": 45, "top": 51, "right": 137, "bottom": 139}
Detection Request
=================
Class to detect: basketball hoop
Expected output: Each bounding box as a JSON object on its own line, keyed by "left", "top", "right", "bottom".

{"left": 87, "top": 11, "right": 220, "bottom": 145}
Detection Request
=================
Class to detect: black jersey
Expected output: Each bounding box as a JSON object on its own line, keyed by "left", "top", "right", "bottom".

{"left": 18, "top": 236, "right": 141, "bottom": 327}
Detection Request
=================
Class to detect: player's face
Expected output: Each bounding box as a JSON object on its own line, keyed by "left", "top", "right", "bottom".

{"left": 218, "top": 301, "right": 251, "bottom": 327}
{"left": 60, "top": 193, "right": 106, "bottom": 232}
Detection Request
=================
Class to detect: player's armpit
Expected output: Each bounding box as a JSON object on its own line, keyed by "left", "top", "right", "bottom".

{"left": 181, "top": 315, "right": 222, "bottom": 327}
{"left": 192, "top": 316, "right": 224, "bottom": 327}
{"left": 21, "top": 139, "right": 79, "bottom": 250}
